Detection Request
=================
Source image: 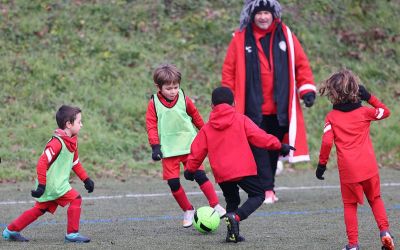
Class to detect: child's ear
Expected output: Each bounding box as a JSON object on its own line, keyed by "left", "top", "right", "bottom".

{"left": 65, "top": 121, "right": 72, "bottom": 129}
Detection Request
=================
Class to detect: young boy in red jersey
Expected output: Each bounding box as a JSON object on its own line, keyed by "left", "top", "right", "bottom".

{"left": 316, "top": 69, "right": 394, "bottom": 250}
{"left": 2, "top": 105, "right": 94, "bottom": 243}
{"left": 145, "top": 64, "right": 225, "bottom": 228}
{"left": 184, "top": 87, "right": 295, "bottom": 243}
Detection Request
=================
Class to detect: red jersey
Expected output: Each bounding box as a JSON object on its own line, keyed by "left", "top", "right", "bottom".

{"left": 186, "top": 104, "right": 282, "bottom": 183}
{"left": 37, "top": 129, "right": 88, "bottom": 185}
{"left": 318, "top": 95, "right": 390, "bottom": 183}
{"left": 145, "top": 90, "right": 204, "bottom": 146}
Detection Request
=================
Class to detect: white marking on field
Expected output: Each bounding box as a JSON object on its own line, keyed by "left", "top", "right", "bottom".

{"left": 0, "top": 182, "right": 399, "bottom": 206}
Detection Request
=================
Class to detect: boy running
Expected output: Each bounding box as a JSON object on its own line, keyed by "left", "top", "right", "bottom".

{"left": 184, "top": 87, "right": 295, "bottom": 242}
{"left": 316, "top": 69, "right": 394, "bottom": 250}
{"left": 145, "top": 64, "right": 225, "bottom": 228}
{"left": 2, "top": 105, "right": 94, "bottom": 243}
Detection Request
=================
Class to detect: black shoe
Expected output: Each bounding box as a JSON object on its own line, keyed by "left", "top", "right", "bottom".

{"left": 225, "top": 212, "right": 240, "bottom": 243}
{"left": 226, "top": 231, "right": 245, "bottom": 243}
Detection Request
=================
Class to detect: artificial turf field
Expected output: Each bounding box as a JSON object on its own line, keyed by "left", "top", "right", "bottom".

{"left": 1, "top": 167, "right": 399, "bottom": 249}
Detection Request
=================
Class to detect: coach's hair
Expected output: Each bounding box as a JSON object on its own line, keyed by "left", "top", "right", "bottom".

{"left": 153, "top": 63, "right": 181, "bottom": 88}
{"left": 56, "top": 105, "right": 82, "bottom": 129}
{"left": 319, "top": 69, "right": 360, "bottom": 105}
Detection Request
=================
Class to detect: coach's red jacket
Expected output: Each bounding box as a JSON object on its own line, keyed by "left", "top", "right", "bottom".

{"left": 186, "top": 104, "right": 282, "bottom": 183}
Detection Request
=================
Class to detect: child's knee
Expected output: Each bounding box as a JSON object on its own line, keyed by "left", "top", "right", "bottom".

{"left": 167, "top": 178, "right": 181, "bottom": 192}
{"left": 194, "top": 170, "right": 208, "bottom": 185}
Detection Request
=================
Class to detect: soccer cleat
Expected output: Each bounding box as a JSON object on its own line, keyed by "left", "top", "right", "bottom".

{"left": 2, "top": 227, "right": 29, "bottom": 242}
{"left": 264, "top": 190, "right": 278, "bottom": 204}
{"left": 213, "top": 204, "right": 227, "bottom": 218}
{"left": 225, "top": 212, "right": 240, "bottom": 243}
{"left": 342, "top": 244, "right": 359, "bottom": 250}
{"left": 380, "top": 231, "right": 395, "bottom": 250}
{"left": 183, "top": 209, "right": 195, "bottom": 228}
{"left": 64, "top": 232, "right": 91, "bottom": 243}
{"left": 226, "top": 231, "right": 245, "bottom": 243}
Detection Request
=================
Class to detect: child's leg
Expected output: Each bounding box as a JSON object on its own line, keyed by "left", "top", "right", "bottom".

{"left": 362, "top": 175, "right": 390, "bottom": 231}
{"left": 343, "top": 202, "right": 358, "bottom": 246}
{"left": 168, "top": 178, "right": 192, "bottom": 211}
{"left": 7, "top": 206, "right": 45, "bottom": 232}
{"left": 235, "top": 176, "right": 264, "bottom": 221}
{"left": 193, "top": 170, "right": 219, "bottom": 207}
{"left": 163, "top": 156, "right": 193, "bottom": 211}
{"left": 219, "top": 182, "right": 240, "bottom": 213}
{"left": 67, "top": 196, "right": 82, "bottom": 234}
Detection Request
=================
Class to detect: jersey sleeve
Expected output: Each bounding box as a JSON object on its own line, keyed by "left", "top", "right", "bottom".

{"left": 36, "top": 138, "right": 62, "bottom": 185}
{"left": 186, "top": 129, "right": 208, "bottom": 173}
{"left": 244, "top": 116, "right": 282, "bottom": 150}
{"left": 145, "top": 98, "right": 160, "bottom": 145}
{"left": 186, "top": 96, "right": 204, "bottom": 129}
{"left": 318, "top": 117, "right": 334, "bottom": 165}
{"left": 221, "top": 36, "right": 238, "bottom": 92}
{"left": 364, "top": 95, "right": 391, "bottom": 121}
{"left": 72, "top": 149, "right": 88, "bottom": 181}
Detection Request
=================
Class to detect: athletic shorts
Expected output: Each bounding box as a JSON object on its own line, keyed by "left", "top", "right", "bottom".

{"left": 162, "top": 154, "right": 204, "bottom": 180}
{"left": 340, "top": 174, "right": 381, "bottom": 205}
{"left": 34, "top": 188, "right": 80, "bottom": 214}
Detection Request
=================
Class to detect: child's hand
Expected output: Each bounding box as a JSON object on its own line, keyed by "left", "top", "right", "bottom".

{"left": 316, "top": 164, "right": 326, "bottom": 180}
{"left": 31, "top": 184, "right": 46, "bottom": 198}
{"left": 84, "top": 178, "right": 94, "bottom": 193}
{"left": 302, "top": 92, "right": 316, "bottom": 107}
{"left": 151, "top": 144, "right": 163, "bottom": 161}
{"left": 183, "top": 170, "right": 195, "bottom": 181}
{"left": 280, "top": 144, "right": 296, "bottom": 157}
{"left": 358, "top": 85, "right": 371, "bottom": 101}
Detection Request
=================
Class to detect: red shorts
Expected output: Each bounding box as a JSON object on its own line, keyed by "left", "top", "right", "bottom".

{"left": 340, "top": 174, "right": 381, "bottom": 205}
{"left": 162, "top": 154, "right": 204, "bottom": 180}
{"left": 34, "top": 188, "right": 80, "bottom": 214}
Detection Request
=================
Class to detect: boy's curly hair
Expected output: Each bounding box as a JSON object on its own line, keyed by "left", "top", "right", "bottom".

{"left": 153, "top": 63, "right": 181, "bottom": 88}
{"left": 319, "top": 69, "right": 361, "bottom": 105}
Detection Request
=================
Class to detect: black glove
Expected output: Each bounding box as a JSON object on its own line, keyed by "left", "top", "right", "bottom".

{"left": 84, "top": 178, "right": 94, "bottom": 193}
{"left": 184, "top": 170, "right": 195, "bottom": 181}
{"left": 151, "top": 144, "right": 163, "bottom": 161}
{"left": 358, "top": 85, "right": 371, "bottom": 101}
{"left": 302, "top": 92, "right": 316, "bottom": 107}
{"left": 316, "top": 164, "right": 326, "bottom": 180}
{"left": 31, "top": 184, "right": 46, "bottom": 198}
{"left": 280, "top": 144, "right": 296, "bottom": 157}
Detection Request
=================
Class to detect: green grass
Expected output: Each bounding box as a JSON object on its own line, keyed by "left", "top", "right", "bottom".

{"left": 0, "top": 0, "right": 399, "bottom": 181}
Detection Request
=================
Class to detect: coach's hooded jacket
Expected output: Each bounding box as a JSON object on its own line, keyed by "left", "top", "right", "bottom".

{"left": 221, "top": 20, "right": 315, "bottom": 163}
{"left": 186, "top": 104, "right": 281, "bottom": 183}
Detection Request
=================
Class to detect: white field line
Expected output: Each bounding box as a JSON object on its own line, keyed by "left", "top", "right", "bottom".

{"left": 1, "top": 182, "right": 399, "bottom": 206}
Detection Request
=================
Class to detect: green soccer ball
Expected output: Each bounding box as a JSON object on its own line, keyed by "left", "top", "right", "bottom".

{"left": 193, "top": 206, "right": 220, "bottom": 233}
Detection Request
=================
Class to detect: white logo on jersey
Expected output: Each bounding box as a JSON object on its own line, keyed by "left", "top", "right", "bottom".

{"left": 245, "top": 46, "right": 252, "bottom": 53}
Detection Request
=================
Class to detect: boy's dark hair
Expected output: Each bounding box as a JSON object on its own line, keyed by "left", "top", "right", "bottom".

{"left": 56, "top": 105, "right": 82, "bottom": 129}
{"left": 153, "top": 63, "right": 181, "bottom": 88}
{"left": 212, "top": 87, "right": 234, "bottom": 106}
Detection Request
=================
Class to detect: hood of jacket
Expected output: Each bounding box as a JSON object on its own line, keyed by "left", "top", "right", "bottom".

{"left": 54, "top": 128, "right": 78, "bottom": 152}
{"left": 209, "top": 104, "right": 236, "bottom": 130}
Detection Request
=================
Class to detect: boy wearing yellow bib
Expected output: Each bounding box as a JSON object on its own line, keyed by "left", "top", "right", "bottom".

{"left": 146, "top": 64, "right": 226, "bottom": 228}
{"left": 2, "top": 105, "right": 94, "bottom": 243}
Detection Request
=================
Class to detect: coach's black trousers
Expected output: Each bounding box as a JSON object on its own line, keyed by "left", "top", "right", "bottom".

{"left": 218, "top": 175, "right": 264, "bottom": 221}
{"left": 251, "top": 115, "right": 288, "bottom": 192}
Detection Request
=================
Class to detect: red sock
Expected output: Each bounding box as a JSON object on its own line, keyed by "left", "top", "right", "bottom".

{"left": 172, "top": 186, "right": 192, "bottom": 211}
{"left": 67, "top": 197, "right": 82, "bottom": 234}
{"left": 8, "top": 207, "right": 44, "bottom": 232}
{"left": 200, "top": 180, "right": 219, "bottom": 207}
{"left": 234, "top": 214, "right": 241, "bottom": 222}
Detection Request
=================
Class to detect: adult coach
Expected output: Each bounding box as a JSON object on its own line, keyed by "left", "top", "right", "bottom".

{"left": 221, "top": 0, "right": 316, "bottom": 203}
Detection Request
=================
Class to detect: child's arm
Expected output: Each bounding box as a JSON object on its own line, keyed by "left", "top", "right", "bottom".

{"left": 244, "top": 116, "right": 282, "bottom": 150}
{"left": 365, "top": 95, "right": 391, "bottom": 121}
{"left": 186, "top": 130, "right": 208, "bottom": 174}
{"left": 316, "top": 118, "right": 334, "bottom": 180}
{"left": 72, "top": 149, "right": 94, "bottom": 193}
{"left": 186, "top": 97, "right": 204, "bottom": 129}
{"left": 145, "top": 99, "right": 160, "bottom": 145}
{"left": 36, "top": 138, "right": 62, "bottom": 185}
